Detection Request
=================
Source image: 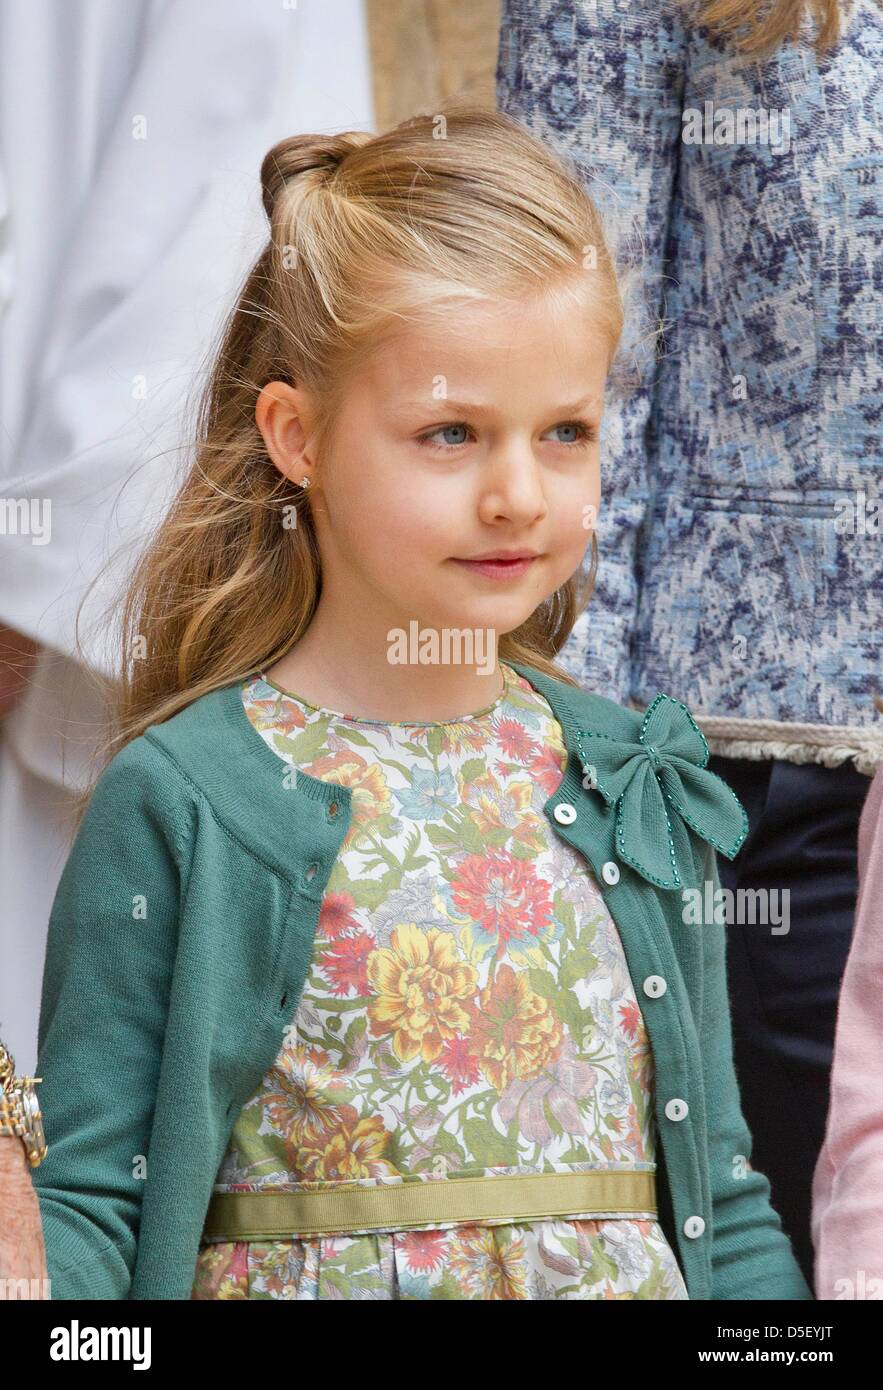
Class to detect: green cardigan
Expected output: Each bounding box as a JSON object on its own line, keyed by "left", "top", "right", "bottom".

{"left": 31, "top": 661, "right": 813, "bottom": 1300}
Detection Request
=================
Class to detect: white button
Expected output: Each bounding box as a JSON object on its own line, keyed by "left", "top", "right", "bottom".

{"left": 643, "top": 975, "right": 667, "bottom": 998}
{"left": 683, "top": 1215, "right": 706, "bottom": 1239}
{"left": 553, "top": 803, "right": 577, "bottom": 825}
{"left": 665, "top": 1098, "right": 689, "bottom": 1122}
{"left": 601, "top": 860, "right": 620, "bottom": 885}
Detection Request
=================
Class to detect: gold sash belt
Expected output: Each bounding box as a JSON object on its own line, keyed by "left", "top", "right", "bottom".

{"left": 202, "top": 1169, "right": 657, "bottom": 1239}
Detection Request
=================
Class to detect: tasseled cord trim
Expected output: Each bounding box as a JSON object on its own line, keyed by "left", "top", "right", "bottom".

{"left": 693, "top": 715, "right": 883, "bottom": 778}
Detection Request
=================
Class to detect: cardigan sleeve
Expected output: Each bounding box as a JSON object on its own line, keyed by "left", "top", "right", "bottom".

{"left": 698, "top": 840, "right": 813, "bottom": 1299}
{"left": 30, "top": 735, "right": 187, "bottom": 1299}
{"left": 496, "top": 0, "right": 688, "bottom": 703}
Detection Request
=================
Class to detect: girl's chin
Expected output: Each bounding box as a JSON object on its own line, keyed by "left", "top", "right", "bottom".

{"left": 392, "top": 601, "right": 535, "bottom": 633}
{"left": 433, "top": 604, "right": 542, "bottom": 637}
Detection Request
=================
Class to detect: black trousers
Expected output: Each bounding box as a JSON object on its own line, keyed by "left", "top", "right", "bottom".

{"left": 705, "top": 753, "right": 870, "bottom": 1290}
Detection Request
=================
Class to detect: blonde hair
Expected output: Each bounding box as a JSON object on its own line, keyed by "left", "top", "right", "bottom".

{"left": 72, "top": 104, "right": 623, "bottom": 825}
{"left": 694, "top": 0, "right": 841, "bottom": 55}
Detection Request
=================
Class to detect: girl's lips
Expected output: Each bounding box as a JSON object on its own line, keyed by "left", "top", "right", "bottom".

{"left": 451, "top": 556, "right": 538, "bottom": 580}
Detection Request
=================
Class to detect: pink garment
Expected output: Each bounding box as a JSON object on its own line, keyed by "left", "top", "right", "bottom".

{"left": 812, "top": 765, "right": 883, "bottom": 1300}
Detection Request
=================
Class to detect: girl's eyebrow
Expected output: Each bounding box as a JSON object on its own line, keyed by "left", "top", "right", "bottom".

{"left": 390, "top": 395, "right": 601, "bottom": 418}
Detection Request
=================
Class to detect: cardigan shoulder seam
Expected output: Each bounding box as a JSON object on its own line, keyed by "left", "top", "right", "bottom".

{"left": 142, "top": 726, "right": 299, "bottom": 887}
{"left": 90, "top": 732, "right": 194, "bottom": 871}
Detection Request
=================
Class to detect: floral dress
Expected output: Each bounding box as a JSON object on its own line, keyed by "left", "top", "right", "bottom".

{"left": 190, "top": 662, "right": 689, "bottom": 1300}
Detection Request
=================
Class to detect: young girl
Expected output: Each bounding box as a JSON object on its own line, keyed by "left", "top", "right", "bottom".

{"left": 13, "top": 107, "right": 811, "bottom": 1300}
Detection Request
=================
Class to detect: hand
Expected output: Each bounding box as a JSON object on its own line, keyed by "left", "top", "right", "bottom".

{"left": 0, "top": 1137, "right": 49, "bottom": 1296}
{"left": 0, "top": 624, "right": 41, "bottom": 721}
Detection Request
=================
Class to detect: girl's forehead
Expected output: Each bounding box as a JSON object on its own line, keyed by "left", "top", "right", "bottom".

{"left": 370, "top": 296, "right": 611, "bottom": 379}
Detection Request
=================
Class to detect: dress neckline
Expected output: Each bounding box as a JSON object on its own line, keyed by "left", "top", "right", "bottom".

{"left": 252, "top": 661, "right": 515, "bottom": 727}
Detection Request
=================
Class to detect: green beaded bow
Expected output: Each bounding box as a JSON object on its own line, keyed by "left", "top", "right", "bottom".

{"left": 575, "top": 692, "right": 749, "bottom": 890}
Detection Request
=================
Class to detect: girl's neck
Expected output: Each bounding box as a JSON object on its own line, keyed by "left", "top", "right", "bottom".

{"left": 262, "top": 632, "right": 507, "bottom": 725}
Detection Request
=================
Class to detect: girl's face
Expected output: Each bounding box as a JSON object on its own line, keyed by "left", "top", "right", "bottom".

{"left": 263, "top": 289, "right": 610, "bottom": 646}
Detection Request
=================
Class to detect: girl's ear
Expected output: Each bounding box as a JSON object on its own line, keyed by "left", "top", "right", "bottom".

{"left": 256, "top": 381, "right": 313, "bottom": 484}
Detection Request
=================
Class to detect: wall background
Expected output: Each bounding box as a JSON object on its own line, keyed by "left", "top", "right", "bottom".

{"left": 366, "top": 0, "right": 500, "bottom": 128}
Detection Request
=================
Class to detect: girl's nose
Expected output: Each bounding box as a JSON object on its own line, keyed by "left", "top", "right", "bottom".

{"left": 477, "top": 449, "right": 548, "bottom": 525}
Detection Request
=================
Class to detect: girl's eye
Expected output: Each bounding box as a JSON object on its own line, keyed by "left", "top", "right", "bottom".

{"left": 416, "top": 421, "right": 596, "bottom": 452}
{"left": 418, "top": 423, "right": 473, "bottom": 450}
{"left": 551, "top": 421, "right": 596, "bottom": 446}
